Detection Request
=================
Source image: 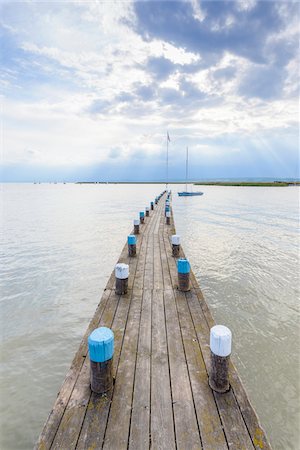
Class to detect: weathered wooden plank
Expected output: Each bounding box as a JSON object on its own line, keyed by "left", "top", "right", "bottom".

{"left": 51, "top": 291, "right": 121, "bottom": 450}
{"left": 174, "top": 289, "right": 228, "bottom": 450}
{"left": 128, "top": 289, "right": 152, "bottom": 450}
{"left": 76, "top": 288, "right": 133, "bottom": 450}
{"left": 151, "top": 289, "right": 176, "bottom": 450}
{"left": 103, "top": 289, "right": 143, "bottom": 450}
{"left": 35, "top": 289, "right": 112, "bottom": 450}
{"left": 186, "top": 290, "right": 254, "bottom": 449}
{"left": 164, "top": 289, "right": 202, "bottom": 449}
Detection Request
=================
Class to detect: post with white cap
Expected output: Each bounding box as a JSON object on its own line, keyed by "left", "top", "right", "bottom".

{"left": 128, "top": 235, "right": 136, "bottom": 257}
{"left": 115, "top": 263, "right": 129, "bottom": 295}
{"left": 177, "top": 258, "right": 190, "bottom": 291}
{"left": 166, "top": 210, "right": 171, "bottom": 225}
{"left": 140, "top": 211, "right": 145, "bottom": 224}
{"left": 145, "top": 206, "right": 150, "bottom": 217}
{"left": 171, "top": 234, "right": 180, "bottom": 257}
{"left": 133, "top": 219, "right": 140, "bottom": 235}
{"left": 209, "top": 325, "right": 232, "bottom": 393}
{"left": 88, "top": 327, "right": 114, "bottom": 394}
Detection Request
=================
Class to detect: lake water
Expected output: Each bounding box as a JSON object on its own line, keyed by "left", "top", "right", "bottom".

{"left": 0, "top": 183, "right": 299, "bottom": 449}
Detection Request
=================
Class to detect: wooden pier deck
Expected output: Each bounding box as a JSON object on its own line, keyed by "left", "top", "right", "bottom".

{"left": 36, "top": 193, "right": 271, "bottom": 450}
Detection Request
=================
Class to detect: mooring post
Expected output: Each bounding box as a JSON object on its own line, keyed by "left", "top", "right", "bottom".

{"left": 151, "top": 201, "right": 154, "bottom": 210}
{"left": 115, "top": 263, "right": 129, "bottom": 295}
{"left": 165, "top": 205, "right": 170, "bottom": 216}
{"left": 145, "top": 206, "right": 150, "bottom": 217}
{"left": 128, "top": 235, "right": 136, "bottom": 257}
{"left": 155, "top": 197, "right": 158, "bottom": 205}
{"left": 177, "top": 258, "right": 190, "bottom": 291}
{"left": 140, "top": 211, "right": 145, "bottom": 224}
{"left": 209, "top": 325, "right": 232, "bottom": 393}
{"left": 171, "top": 234, "right": 180, "bottom": 257}
{"left": 166, "top": 210, "right": 171, "bottom": 225}
{"left": 88, "top": 327, "right": 114, "bottom": 394}
{"left": 133, "top": 219, "right": 140, "bottom": 235}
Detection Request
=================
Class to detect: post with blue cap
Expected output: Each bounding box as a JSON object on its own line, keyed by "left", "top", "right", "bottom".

{"left": 145, "top": 206, "right": 150, "bottom": 217}
{"left": 88, "top": 327, "right": 114, "bottom": 394}
{"left": 115, "top": 263, "right": 129, "bottom": 295}
{"left": 166, "top": 210, "right": 171, "bottom": 225}
{"left": 177, "top": 258, "right": 190, "bottom": 291}
{"left": 134, "top": 219, "right": 139, "bottom": 235}
{"left": 209, "top": 325, "right": 232, "bottom": 393}
{"left": 171, "top": 235, "right": 180, "bottom": 257}
{"left": 140, "top": 211, "right": 145, "bottom": 224}
{"left": 128, "top": 235, "right": 136, "bottom": 257}
{"left": 151, "top": 201, "right": 154, "bottom": 211}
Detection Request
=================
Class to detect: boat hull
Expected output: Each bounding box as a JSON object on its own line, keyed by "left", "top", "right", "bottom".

{"left": 178, "top": 192, "right": 203, "bottom": 196}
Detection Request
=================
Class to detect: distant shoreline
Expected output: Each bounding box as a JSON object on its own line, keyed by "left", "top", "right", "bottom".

{"left": 74, "top": 181, "right": 299, "bottom": 186}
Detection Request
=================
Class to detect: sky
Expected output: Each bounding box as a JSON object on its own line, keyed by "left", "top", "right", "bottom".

{"left": 1, "top": 0, "right": 299, "bottom": 182}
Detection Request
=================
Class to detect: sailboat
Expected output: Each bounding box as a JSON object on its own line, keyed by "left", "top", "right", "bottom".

{"left": 178, "top": 147, "right": 203, "bottom": 196}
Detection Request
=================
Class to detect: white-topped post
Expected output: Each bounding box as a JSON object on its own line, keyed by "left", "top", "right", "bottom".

{"left": 115, "top": 263, "right": 129, "bottom": 295}
{"left": 133, "top": 219, "right": 140, "bottom": 235}
{"left": 171, "top": 234, "right": 180, "bottom": 257}
{"left": 209, "top": 325, "right": 232, "bottom": 393}
{"left": 166, "top": 210, "right": 171, "bottom": 225}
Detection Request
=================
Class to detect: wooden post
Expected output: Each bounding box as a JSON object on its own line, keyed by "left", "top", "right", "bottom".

{"left": 166, "top": 211, "right": 171, "bottom": 225}
{"left": 165, "top": 205, "right": 170, "bottom": 216}
{"left": 133, "top": 219, "right": 139, "bottom": 235}
{"left": 177, "top": 258, "right": 190, "bottom": 291}
{"left": 145, "top": 207, "right": 150, "bottom": 217}
{"left": 155, "top": 197, "right": 158, "bottom": 205}
{"left": 151, "top": 201, "right": 154, "bottom": 210}
{"left": 88, "top": 327, "right": 114, "bottom": 394}
{"left": 128, "top": 235, "right": 137, "bottom": 257}
{"left": 171, "top": 234, "right": 180, "bottom": 257}
{"left": 115, "top": 263, "right": 129, "bottom": 295}
{"left": 209, "top": 325, "right": 232, "bottom": 393}
{"left": 139, "top": 211, "right": 145, "bottom": 224}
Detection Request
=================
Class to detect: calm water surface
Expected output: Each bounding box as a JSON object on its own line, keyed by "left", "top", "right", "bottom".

{"left": 0, "top": 183, "right": 299, "bottom": 449}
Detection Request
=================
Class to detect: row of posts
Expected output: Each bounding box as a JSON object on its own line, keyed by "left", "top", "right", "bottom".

{"left": 87, "top": 190, "right": 232, "bottom": 396}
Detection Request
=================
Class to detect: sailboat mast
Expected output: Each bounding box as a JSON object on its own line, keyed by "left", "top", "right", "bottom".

{"left": 185, "top": 146, "right": 188, "bottom": 192}
{"left": 166, "top": 133, "right": 169, "bottom": 189}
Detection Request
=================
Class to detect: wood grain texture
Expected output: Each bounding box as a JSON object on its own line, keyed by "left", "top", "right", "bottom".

{"left": 36, "top": 191, "right": 271, "bottom": 450}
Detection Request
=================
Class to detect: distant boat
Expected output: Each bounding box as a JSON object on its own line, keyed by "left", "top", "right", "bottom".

{"left": 178, "top": 147, "right": 203, "bottom": 197}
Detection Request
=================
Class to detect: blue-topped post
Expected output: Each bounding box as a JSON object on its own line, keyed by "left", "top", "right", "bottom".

{"left": 145, "top": 206, "right": 150, "bottom": 217}
{"left": 151, "top": 201, "right": 154, "bottom": 211}
{"left": 177, "top": 258, "right": 190, "bottom": 291}
{"left": 128, "top": 234, "right": 136, "bottom": 257}
{"left": 165, "top": 205, "right": 170, "bottom": 216}
{"left": 88, "top": 327, "right": 114, "bottom": 394}
{"left": 155, "top": 197, "right": 158, "bottom": 205}
{"left": 140, "top": 211, "right": 145, "bottom": 224}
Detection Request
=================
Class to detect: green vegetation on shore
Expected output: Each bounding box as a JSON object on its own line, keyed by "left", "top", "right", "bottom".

{"left": 194, "top": 181, "right": 299, "bottom": 187}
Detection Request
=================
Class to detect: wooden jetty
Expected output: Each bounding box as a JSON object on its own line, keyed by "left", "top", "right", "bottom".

{"left": 36, "top": 192, "right": 271, "bottom": 450}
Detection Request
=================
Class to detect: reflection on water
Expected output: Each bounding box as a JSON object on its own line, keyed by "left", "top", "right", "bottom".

{"left": 0, "top": 184, "right": 299, "bottom": 449}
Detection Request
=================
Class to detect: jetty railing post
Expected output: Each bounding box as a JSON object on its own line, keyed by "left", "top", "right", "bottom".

{"left": 128, "top": 235, "right": 136, "bottom": 257}
{"left": 140, "top": 211, "right": 145, "bottom": 224}
{"left": 172, "top": 234, "right": 180, "bottom": 257}
{"left": 133, "top": 219, "right": 140, "bottom": 235}
{"left": 177, "top": 258, "right": 190, "bottom": 291}
{"left": 145, "top": 207, "right": 150, "bottom": 217}
{"left": 88, "top": 327, "right": 114, "bottom": 394}
{"left": 151, "top": 201, "right": 154, "bottom": 210}
{"left": 166, "top": 211, "right": 171, "bottom": 225}
{"left": 209, "top": 325, "right": 232, "bottom": 393}
{"left": 115, "top": 263, "right": 129, "bottom": 295}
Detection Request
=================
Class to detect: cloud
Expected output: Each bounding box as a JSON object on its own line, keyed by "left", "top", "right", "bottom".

{"left": 1, "top": 0, "right": 299, "bottom": 181}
